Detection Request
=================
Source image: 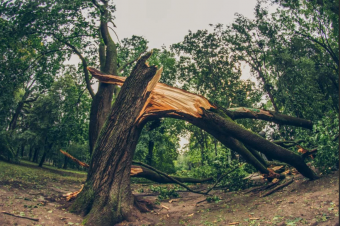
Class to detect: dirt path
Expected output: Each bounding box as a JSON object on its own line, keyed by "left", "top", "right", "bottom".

{"left": 134, "top": 172, "right": 339, "bottom": 226}
{"left": 0, "top": 161, "right": 338, "bottom": 226}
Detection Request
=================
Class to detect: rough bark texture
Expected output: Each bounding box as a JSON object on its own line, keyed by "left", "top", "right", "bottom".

{"left": 71, "top": 52, "right": 161, "bottom": 226}
{"left": 88, "top": 3, "right": 118, "bottom": 156}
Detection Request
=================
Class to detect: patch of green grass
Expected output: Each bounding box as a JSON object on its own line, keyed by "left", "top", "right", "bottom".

{"left": 0, "top": 161, "right": 86, "bottom": 185}
{"left": 21, "top": 160, "right": 87, "bottom": 175}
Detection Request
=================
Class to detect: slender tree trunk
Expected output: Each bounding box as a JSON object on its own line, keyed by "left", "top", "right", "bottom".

{"left": 21, "top": 144, "right": 24, "bottom": 158}
{"left": 88, "top": 6, "right": 118, "bottom": 156}
{"left": 33, "top": 147, "right": 39, "bottom": 163}
{"left": 146, "top": 140, "right": 154, "bottom": 166}
{"left": 28, "top": 146, "right": 33, "bottom": 161}
{"left": 38, "top": 151, "right": 47, "bottom": 167}
{"left": 39, "top": 142, "right": 53, "bottom": 167}
{"left": 63, "top": 155, "right": 68, "bottom": 169}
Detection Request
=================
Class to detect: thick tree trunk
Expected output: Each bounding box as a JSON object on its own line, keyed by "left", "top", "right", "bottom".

{"left": 71, "top": 52, "right": 161, "bottom": 225}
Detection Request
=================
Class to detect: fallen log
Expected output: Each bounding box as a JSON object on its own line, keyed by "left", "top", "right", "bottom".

{"left": 131, "top": 165, "right": 213, "bottom": 183}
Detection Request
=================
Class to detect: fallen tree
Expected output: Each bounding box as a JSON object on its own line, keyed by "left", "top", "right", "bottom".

{"left": 71, "top": 52, "right": 317, "bottom": 226}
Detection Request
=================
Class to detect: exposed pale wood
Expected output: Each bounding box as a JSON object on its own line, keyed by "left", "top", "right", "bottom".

{"left": 64, "top": 184, "right": 84, "bottom": 201}
{"left": 87, "top": 67, "right": 216, "bottom": 120}
{"left": 130, "top": 166, "right": 144, "bottom": 176}
{"left": 60, "top": 150, "right": 89, "bottom": 168}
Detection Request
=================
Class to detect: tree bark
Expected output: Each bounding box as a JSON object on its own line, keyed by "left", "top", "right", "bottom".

{"left": 88, "top": 2, "right": 118, "bottom": 156}
{"left": 71, "top": 52, "right": 162, "bottom": 225}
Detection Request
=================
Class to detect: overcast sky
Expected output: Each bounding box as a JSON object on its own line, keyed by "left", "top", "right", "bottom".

{"left": 111, "top": 0, "right": 258, "bottom": 50}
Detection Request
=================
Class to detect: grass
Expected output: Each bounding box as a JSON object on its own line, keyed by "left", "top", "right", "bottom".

{"left": 0, "top": 160, "right": 86, "bottom": 185}
{"left": 21, "top": 160, "right": 88, "bottom": 175}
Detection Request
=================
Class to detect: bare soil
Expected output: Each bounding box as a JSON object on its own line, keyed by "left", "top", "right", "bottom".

{"left": 0, "top": 161, "right": 338, "bottom": 226}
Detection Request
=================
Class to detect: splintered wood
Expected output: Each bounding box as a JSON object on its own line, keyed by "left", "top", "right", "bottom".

{"left": 60, "top": 150, "right": 89, "bottom": 168}
{"left": 60, "top": 150, "right": 145, "bottom": 177}
{"left": 64, "top": 184, "right": 84, "bottom": 201}
{"left": 130, "top": 166, "right": 143, "bottom": 176}
{"left": 87, "top": 67, "right": 216, "bottom": 120}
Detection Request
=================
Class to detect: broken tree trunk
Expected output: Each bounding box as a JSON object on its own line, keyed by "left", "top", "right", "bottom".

{"left": 71, "top": 52, "right": 160, "bottom": 226}
{"left": 76, "top": 53, "right": 317, "bottom": 225}
{"left": 88, "top": 67, "right": 317, "bottom": 180}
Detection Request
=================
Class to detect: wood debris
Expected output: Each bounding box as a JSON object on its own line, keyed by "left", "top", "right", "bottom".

{"left": 64, "top": 184, "right": 84, "bottom": 201}
{"left": 2, "top": 211, "right": 39, "bottom": 221}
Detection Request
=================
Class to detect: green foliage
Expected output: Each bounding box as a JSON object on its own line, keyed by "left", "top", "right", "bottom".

{"left": 0, "top": 160, "right": 85, "bottom": 185}
{"left": 206, "top": 195, "right": 221, "bottom": 203}
{"left": 149, "top": 185, "right": 180, "bottom": 200}
{"left": 310, "top": 112, "right": 339, "bottom": 174}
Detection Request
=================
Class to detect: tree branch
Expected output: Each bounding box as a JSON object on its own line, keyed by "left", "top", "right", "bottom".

{"left": 55, "top": 37, "right": 95, "bottom": 98}
{"left": 118, "top": 46, "right": 148, "bottom": 73}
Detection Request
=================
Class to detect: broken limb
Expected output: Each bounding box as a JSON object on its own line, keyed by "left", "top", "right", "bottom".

{"left": 88, "top": 67, "right": 314, "bottom": 129}
{"left": 133, "top": 161, "right": 240, "bottom": 195}
{"left": 273, "top": 140, "right": 307, "bottom": 148}
{"left": 1, "top": 211, "right": 39, "bottom": 222}
{"left": 261, "top": 179, "right": 294, "bottom": 197}
{"left": 225, "top": 108, "right": 313, "bottom": 129}
{"left": 131, "top": 163, "right": 213, "bottom": 183}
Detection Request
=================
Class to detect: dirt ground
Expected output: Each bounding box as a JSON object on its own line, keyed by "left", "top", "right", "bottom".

{"left": 0, "top": 161, "right": 338, "bottom": 226}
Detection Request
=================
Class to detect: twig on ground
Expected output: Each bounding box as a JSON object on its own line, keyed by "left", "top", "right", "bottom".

{"left": 261, "top": 179, "right": 294, "bottom": 197}
{"left": 1, "top": 211, "right": 39, "bottom": 221}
